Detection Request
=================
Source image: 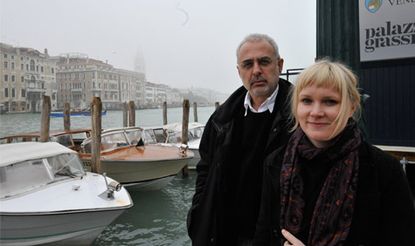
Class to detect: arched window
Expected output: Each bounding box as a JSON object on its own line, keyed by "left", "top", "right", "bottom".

{"left": 29, "top": 75, "right": 36, "bottom": 88}
{"left": 30, "top": 60, "right": 35, "bottom": 71}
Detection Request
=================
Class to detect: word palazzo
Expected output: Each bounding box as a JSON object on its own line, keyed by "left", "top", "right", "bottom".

{"left": 364, "top": 21, "right": 415, "bottom": 52}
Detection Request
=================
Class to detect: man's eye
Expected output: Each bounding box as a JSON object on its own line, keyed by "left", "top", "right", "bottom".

{"left": 259, "top": 59, "right": 272, "bottom": 66}
{"left": 241, "top": 62, "right": 253, "bottom": 69}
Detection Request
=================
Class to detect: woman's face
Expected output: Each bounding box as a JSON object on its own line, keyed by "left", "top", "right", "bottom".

{"left": 297, "top": 84, "right": 351, "bottom": 148}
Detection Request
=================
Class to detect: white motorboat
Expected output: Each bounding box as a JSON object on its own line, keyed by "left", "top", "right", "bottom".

{"left": 0, "top": 142, "right": 133, "bottom": 246}
{"left": 162, "top": 122, "right": 204, "bottom": 169}
{"left": 79, "top": 126, "right": 194, "bottom": 190}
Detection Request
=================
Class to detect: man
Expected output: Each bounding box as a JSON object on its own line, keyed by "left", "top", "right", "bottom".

{"left": 187, "top": 33, "right": 293, "bottom": 246}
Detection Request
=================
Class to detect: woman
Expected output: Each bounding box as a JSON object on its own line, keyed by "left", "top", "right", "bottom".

{"left": 254, "top": 60, "right": 415, "bottom": 246}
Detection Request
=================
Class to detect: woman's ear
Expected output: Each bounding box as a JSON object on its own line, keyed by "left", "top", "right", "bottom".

{"left": 349, "top": 102, "right": 358, "bottom": 118}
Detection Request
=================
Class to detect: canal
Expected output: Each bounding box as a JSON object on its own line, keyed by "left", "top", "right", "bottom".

{"left": 0, "top": 107, "right": 215, "bottom": 245}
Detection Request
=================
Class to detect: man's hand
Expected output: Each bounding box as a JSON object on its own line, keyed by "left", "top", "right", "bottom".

{"left": 281, "top": 229, "right": 305, "bottom": 246}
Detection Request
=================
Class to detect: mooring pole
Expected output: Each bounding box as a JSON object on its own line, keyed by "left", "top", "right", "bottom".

{"left": 91, "top": 97, "right": 102, "bottom": 173}
{"left": 40, "top": 95, "right": 51, "bottom": 142}
{"left": 128, "top": 101, "right": 135, "bottom": 127}
{"left": 63, "top": 102, "right": 70, "bottom": 131}
{"left": 163, "top": 101, "right": 168, "bottom": 125}
{"left": 193, "top": 102, "right": 198, "bottom": 122}
{"left": 181, "top": 99, "right": 190, "bottom": 177}
{"left": 122, "top": 102, "right": 128, "bottom": 127}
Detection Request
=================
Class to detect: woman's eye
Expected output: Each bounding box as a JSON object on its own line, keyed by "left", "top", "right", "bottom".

{"left": 300, "top": 98, "right": 312, "bottom": 104}
{"left": 323, "top": 99, "right": 338, "bottom": 106}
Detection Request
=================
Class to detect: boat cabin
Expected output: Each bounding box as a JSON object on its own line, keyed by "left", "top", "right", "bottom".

{"left": 0, "top": 142, "right": 85, "bottom": 199}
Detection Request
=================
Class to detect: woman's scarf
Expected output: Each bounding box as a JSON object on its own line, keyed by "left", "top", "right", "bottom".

{"left": 280, "top": 119, "right": 362, "bottom": 246}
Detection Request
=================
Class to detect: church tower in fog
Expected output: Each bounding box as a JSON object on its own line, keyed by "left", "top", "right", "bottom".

{"left": 134, "top": 48, "right": 146, "bottom": 74}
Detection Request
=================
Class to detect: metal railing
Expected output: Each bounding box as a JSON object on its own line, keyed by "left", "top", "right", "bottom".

{"left": 280, "top": 68, "right": 304, "bottom": 82}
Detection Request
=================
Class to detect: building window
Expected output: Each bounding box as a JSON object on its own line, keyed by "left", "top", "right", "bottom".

{"left": 21, "top": 64, "right": 24, "bottom": 70}
{"left": 12, "top": 88, "right": 15, "bottom": 98}
{"left": 4, "top": 75, "right": 8, "bottom": 81}
{"left": 3, "top": 54, "right": 7, "bottom": 58}
{"left": 21, "top": 76, "right": 24, "bottom": 82}
{"left": 11, "top": 55, "right": 14, "bottom": 59}
{"left": 4, "top": 88, "right": 8, "bottom": 97}
{"left": 26, "top": 64, "right": 29, "bottom": 70}
{"left": 41, "top": 66, "right": 44, "bottom": 72}
{"left": 36, "top": 65, "right": 39, "bottom": 72}
{"left": 30, "top": 60, "right": 35, "bottom": 71}
{"left": 11, "top": 62, "right": 14, "bottom": 69}
{"left": 11, "top": 75, "right": 15, "bottom": 82}
{"left": 21, "top": 89, "right": 26, "bottom": 97}
{"left": 51, "top": 68, "right": 54, "bottom": 74}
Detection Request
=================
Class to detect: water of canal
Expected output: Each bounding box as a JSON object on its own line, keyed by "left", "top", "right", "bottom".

{"left": 0, "top": 107, "right": 215, "bottom": 245}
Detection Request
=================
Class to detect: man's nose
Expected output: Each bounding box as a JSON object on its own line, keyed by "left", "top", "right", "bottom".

{"left": 253, "top": 61, "right": 261, "bottom": 76}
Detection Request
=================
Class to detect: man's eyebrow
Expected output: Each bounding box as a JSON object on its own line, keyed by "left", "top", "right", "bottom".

{"left": 241, "top": 56, "right": 272, "bottom": 62}
{"left": 240, "top": 58, "right": 253, "bottom": 63}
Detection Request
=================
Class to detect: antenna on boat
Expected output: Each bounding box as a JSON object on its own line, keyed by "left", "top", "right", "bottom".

{"left": 99, "top": 172, "right": 122, "bottom": 200}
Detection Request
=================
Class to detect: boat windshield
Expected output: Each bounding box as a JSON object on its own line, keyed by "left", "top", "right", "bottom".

{"left": 0, "top": 153, "right": 85, "bottom": 199}
{"left": 50, "top": 134, "right": 73, "bottom": 147}
{"left": 190, "top": 126, "right": 204, "bottom": 139}
{"left": 125, "top": 128, "right": 145, "bottom": 145}
{"left": 165, "top": 126, "right": 204, "bottom": 143}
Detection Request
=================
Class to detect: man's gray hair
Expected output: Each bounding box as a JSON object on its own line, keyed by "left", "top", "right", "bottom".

{"left": 236, "top": 33, "right": 280, "bottom": 60}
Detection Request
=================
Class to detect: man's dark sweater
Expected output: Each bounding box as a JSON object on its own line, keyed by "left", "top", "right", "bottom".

{"left": 220, "top": 108, "right": 275, "bottom": 242}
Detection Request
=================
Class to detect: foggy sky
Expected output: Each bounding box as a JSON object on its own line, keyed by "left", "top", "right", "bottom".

{"left": 0, "top": 0, "right": 316, "bottom": 93}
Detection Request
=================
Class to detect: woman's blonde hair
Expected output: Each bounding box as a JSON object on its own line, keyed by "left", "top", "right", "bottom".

{"left": 291, "top": 59, "right": 361, "bottom": 138}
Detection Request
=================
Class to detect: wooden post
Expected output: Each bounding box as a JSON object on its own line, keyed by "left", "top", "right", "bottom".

{"left": 215, "top": 101, "right": 220, "bottom": 109}
{"left": 181, "top": 99, "right": 190, "bottom": 177}
{"left": 63, "top": 102, "right": 70, "bottom": 131}
{"left": 162, "top": 101, "right": 168, "bottom": 125}
{"left": 91, "top": 97, "right": 102, "bottom": 173}
{"left": 122, "top": 102, "right": 128, "bottom": 127}
{"left": 193, "top": 102, "right": 198, "bottom": 122}
{"left": 40, "top": 95, "right": 51, "bottom": 142}
{"left": 128, "top": 101, "right": 135, "bottom": 127}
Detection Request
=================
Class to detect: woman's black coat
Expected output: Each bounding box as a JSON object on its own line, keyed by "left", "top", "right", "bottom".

{"left": 254, "top": 141, "right": 415, "bottom": 246}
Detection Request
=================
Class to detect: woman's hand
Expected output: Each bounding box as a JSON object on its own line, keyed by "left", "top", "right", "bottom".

{"left": 281, "top": 229, "right": 305, "bottom": 246}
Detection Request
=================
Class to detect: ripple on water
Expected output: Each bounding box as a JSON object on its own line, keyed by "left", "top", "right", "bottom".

{"left": 93, "top": 173, "right": 197, "bottom": 246}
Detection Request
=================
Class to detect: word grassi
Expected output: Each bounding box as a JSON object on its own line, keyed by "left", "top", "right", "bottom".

{"left": 364, "top": 21, "right": 415, "bottom": 53}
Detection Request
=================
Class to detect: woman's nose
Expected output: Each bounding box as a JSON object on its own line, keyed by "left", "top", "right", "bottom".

{"left": 310, "top": 104, "right": 324, "bottom": 116}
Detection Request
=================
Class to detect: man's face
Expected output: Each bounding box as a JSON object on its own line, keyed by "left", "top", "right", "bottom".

{"left": 237, "top": 40, "right": 284, "bottom": 102}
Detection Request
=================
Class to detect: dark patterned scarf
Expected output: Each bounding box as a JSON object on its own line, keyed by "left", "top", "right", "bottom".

{"left": 280, "top": 119, "right": 361, "bottom": 246}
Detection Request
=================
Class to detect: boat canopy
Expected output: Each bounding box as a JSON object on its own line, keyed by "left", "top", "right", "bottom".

{"left": 0, "top": 142, "right": 76, "bottom": 167}
{"left": 0, "top": 143, "right": 85, "bottom": 199}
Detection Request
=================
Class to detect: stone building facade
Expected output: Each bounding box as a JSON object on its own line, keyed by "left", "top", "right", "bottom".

{"left": 55, "top": 55, "right": 146, "bottom": 110}
{"left": 0, "top": 43, "right": 58, "bottom": 113}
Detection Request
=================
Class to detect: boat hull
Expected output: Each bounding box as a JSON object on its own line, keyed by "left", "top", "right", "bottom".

{"left": 50, "top": 110, "right": 107, "bottom": 118}
{"left": 81, "top": 144, "right": 193, "bottom": 190}
{"left": 84, "top": 157, "right": 190, "bottom": 190}
{"left": 0, "top": 209, "right": 125, "bottom": 246}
